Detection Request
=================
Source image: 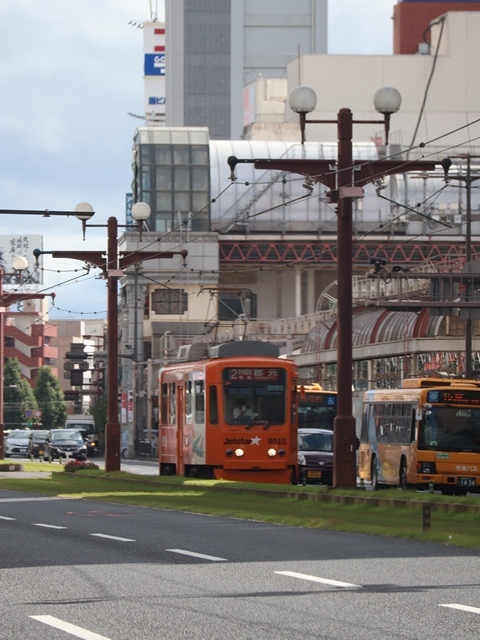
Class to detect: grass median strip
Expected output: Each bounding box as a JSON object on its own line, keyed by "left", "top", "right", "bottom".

{"left": 1, "top": 466, "right": 480, "bottom": 549}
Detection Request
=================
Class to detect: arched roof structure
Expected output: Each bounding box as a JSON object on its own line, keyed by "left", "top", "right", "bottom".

{"left": 301, "top": 307, "right": 452, "bottom": 356}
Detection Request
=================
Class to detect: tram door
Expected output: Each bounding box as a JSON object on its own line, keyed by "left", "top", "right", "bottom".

{"left": 176, "top": 384, "right": 185, "bottom": 475}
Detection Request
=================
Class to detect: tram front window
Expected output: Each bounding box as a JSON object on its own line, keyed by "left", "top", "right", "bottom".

{"left": 223, "top": 367, "right": 286, "bottom": 425}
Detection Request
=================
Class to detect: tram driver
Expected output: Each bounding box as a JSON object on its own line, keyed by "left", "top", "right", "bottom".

{"left": 233, "top": 399, "right": 255, "bottom": 421}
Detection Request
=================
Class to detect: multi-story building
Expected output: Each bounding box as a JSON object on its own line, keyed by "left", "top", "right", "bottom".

{"left": 50, "top": 319, "right": 106, "bottom": 412}
{"left": 393, "top": 0, "right": 480, "bottom": 55}
{"left": 5, "top": 299, "right": 58, "bottom": 385}
{"left": 164, "top": 0, "right": 328, "bottom": 139}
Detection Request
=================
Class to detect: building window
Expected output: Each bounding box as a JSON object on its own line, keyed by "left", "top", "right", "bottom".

{"left": 151, "top": 289, "right": 187, "bottom": 315}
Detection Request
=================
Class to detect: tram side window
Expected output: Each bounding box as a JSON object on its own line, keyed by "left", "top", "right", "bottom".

{"left": 209, "top": 385, "right": 218, "bottom": 425}
{"left": 160, "top": 383, "right": 168, "bottom": 425}
{"left": 194, "top": 380, "right": 205, "bottom": 423}
{"left": 185, "top": 381, "right": 192, "bottom": 423}
{"left": 169, "top": 382, "right": 176, "bottom": 424}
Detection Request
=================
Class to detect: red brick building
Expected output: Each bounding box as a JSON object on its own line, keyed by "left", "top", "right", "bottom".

{"left": 393, "top": 0, "right": 480, "bottom": 54}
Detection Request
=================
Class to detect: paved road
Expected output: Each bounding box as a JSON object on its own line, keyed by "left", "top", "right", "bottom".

{"left": 0, "top": 486, "right": 479, "bottom": 639}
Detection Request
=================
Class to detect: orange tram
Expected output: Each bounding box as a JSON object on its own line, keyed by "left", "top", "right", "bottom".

{"left": 159, "top": 341, "right": 299, "bottom": 484}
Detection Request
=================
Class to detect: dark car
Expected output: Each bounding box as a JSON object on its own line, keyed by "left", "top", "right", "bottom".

{"left": 297, "top": 428, "right": 333, "bottom": 486}
{"left": 43, "top": 429, "right": 87, "bottom": 463}
{"left": 27, "top": 430, "right": 50, "bottom": 459}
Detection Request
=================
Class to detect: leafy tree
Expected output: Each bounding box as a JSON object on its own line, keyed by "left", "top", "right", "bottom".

{"left": 3, "top": 358, "right": 37, "bottom": 427}
{"left": 34, "top": 366, "right": 66, "bottom": 428}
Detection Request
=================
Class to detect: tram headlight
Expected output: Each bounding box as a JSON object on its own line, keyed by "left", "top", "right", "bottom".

{"left": 267, "top": 448, "right": 277, "bottom": 457}
{"left": 225, "top": 449, "right": 233, "bottom": 457}
{"left": 278, "top": 449, "right": 286, "bottom": 457}
{"left": 234, "top": 448, "right": 244, "bottom": 457}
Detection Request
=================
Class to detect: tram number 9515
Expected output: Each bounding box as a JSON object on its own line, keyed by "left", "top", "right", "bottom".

{"left": 268, "top": 438, "right": 287, "bottom": 445}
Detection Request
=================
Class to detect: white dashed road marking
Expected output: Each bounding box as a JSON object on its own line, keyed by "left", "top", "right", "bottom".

{"left": 90, "top": 533, "right": 135, "bottom": 542}
{"left": 0, "top": 497, "right": 65, "bottom": 503}
{"left": 33, "top": 523, "right": 67, "bottom": 529}
{"left": 0, "top": 515, "right": 15, "bottom": 520}
{"left": 275, "top": 570, "right": 362, "bottom": 588}
{"left": 30, "top": 615, "right": 111, "bottom": 639}
{"left": 166, "top": 548, "right": 227, "bottom": 561}
{"left": 440, "top": 604, "right": 480, "bottom": 615}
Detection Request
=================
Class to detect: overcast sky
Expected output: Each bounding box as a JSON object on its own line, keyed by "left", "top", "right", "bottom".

{"left": 0, "top": 0, "right": 393, "bottom": 320}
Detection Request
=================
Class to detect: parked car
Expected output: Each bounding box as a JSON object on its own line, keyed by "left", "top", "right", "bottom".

{"left": 27, "top": 430, "right": 50, "bottom": 459}
{"left": 43, "top": 429, "right": 87, "bottom": 463}
{"left": 297, "top": 428, "right": 334, "bottom": 486}
{"left": 5, "top": 429, "right": 31, "bottom": 457}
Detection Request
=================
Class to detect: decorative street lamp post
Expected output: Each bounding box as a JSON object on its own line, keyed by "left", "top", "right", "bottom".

{"left": 34, "top": 203, "right": 188, "bottom": 472}
{"left": 228, "top": 85, "right": 440, "bottom": 487}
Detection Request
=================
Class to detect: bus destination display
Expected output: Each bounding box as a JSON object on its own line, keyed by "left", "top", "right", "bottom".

{"left": 427, "top": 389, "right": 480, "bottom": 405}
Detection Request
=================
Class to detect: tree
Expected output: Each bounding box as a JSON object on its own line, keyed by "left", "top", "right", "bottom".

{"left": 3, "top": 358, "right": 37, "bottom": 428}
{"left": 34, "top": 366, "right": 66, "bottom": 428}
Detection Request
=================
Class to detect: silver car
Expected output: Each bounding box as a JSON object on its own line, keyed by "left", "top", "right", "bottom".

{"left": 5, "top": 430, "right": 32, "bottom": 457}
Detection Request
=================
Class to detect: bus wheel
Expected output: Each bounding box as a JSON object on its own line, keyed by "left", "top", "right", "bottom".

{"left": 371, "top": 458, "right": 378, "bottom": 490}
{"left": 399, "top": 460, "right": 407, "bottom": 490}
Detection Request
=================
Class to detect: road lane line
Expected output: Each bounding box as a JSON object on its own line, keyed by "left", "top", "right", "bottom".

{"left": 30, "top": 615, "right": 111, "bottom": 639}
{"left": 440, "top": 604, "right": 480, "bottom": 615}
{"left": 90, "top": 533, "right": 135, "bottom": 542}
{"left": 0, "top": 516, "right": 15, "bottom": 520}
{"left": 275, "top": 570, "right": 361, "bottom": 588}
{"left": 166, "top": 548, "right": 227, "bottom": 562}
{"left": 33, "top": 523, "right": 67, "bottom": 529}
{"left": 0, "top": 497, "right": 65, "bottom": 503}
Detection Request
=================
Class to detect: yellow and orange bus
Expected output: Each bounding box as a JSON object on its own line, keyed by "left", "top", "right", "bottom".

{"left": 358, "top": 377, "right": 480, "bottom": 495}
{"left": 159, "top": 341, "right": 298, "bottom": 484}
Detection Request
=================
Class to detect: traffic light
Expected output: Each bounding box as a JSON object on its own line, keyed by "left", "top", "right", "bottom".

{"left": 64, "top": 343, "right": 89, "bottom": 386}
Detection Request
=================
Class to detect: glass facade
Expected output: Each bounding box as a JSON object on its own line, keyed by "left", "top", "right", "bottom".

{"left": 132, "top": 128, "right": 210, "bottom": 232}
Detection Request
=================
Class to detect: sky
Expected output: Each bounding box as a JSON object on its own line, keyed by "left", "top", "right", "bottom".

{"left": 0, "top": 0, "right": 393, "bottom": 320}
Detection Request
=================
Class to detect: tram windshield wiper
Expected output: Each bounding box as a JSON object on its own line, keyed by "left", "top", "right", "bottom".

{"left": 245, "top": 418, "right": 269, "bottom": 430}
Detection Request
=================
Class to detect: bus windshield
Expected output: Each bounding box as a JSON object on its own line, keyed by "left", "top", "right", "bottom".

{"left": 419, "top": 407, "right": 480, "bottom": 451}
{"left": 298, "top": 401, "right": 336, "bottom": 430}
{"left": 222, "top": 367, "right": 286, "bottom": 425}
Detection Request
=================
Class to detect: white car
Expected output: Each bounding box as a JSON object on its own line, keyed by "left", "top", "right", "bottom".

{"left": 5, "top": 430, "right": 32, "bottom": 457}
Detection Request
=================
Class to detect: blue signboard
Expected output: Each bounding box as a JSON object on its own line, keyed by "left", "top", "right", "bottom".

{"left": 148, "top": 96, "right": 166, "bottom": 105}
{"left": 144, "top": 54, "right": 166, "bottom": 76}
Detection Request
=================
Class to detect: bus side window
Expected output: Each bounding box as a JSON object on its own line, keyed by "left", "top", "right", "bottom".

{"left": 410, "top": 407, "right": 416, "bottom": 442}
{"left": 209, "top": 385, "right": 218, "bottom": 425}
{"left": 360, "top": 406, "right": 369, "bottom": 443}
